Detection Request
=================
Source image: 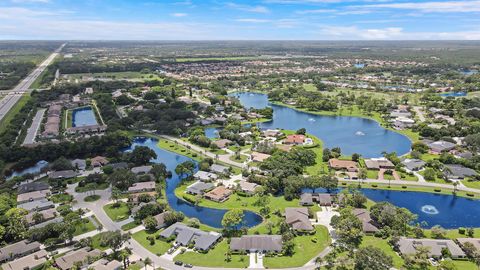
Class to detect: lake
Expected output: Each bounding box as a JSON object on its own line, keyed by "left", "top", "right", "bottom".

{"left": 72, "top": 107, "right": 98, "bottom": 127}
{"left": 440, "top": 92, "right": 467, "bottom": 98}
{"left": 230, "top": 92, "right": 411, "bottom": 158}
{"left": 125, "top": 137, "right": 263, "bottom": 228}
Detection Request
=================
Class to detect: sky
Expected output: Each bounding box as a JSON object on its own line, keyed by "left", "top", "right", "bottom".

{"left": 0, "top": 0, "right": 479, "bottom": 40}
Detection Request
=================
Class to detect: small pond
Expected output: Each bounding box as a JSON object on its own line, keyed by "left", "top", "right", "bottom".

{"left": 72, "top": 107, "right": 98, "bottom": 127}
{"left": 124, "top": 137, "right": 263, "bottom": 228}
{"left": 6, "top": 160, "right": 48, "bottom": 180}
{"left": 440, "top": 92, "right": 467, "bottom": 98}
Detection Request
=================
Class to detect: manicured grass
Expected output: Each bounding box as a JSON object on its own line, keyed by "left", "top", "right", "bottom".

{"left": 121, "top": 221, "right": 141, "bottom": 231}
{"left": 90, "top": 232, "right": 113, "bottom": 251}
{"left": 360, "top": 236, "right": 404, "bottom": 269}
{"left": 75, "top": 182, "right": 110, "bottom": 193}
{"left": 399, "top": 171, "right": 418, "bottom": 181}
{"left": 462, "top": 180, "right": 480, "bottom": 189}
{"left": 157, "top": 139, "right": 204, "bottom": 162}
{"left": 103, "top": 202, "right": 130, "bottom": 222}
{"left": 84, "top": 195, "right": 101, "bottom": 202}
{"left": 132, "top": 229, "right": 171, "bottom": 256}
{"left": 0, "top": 94, "right": 30, "bottom": 133}
{"left": 450, "top": 260, "right": 478, "bottom": 270}
{"left": 73, "top": 218, "right": 96, "bottom": 236}
{"left": 419, "top": 171, "right": 452, "bottom": 185}
{"left": 263, "top": 225, "right": 331, "bottom": 268}
{"left": 174, "top": 239, "right": 249, "bottom": 268}
{"left": 367, "top": 170, "right": 379, "bottom": 179}
{"left": 229, "top": 154, "right": 248, "bottom": 163}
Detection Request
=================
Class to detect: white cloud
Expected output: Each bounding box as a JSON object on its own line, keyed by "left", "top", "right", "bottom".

{"left": 171, "top": 13, "right": 188, "bottom": 17}
{"left": 235, "top": 18, "right": 271, "bottom": 23}
{"left": 226, "top": 2, "right": 270, "bottom": 13}
{"left": 358, "top": 1, "right": 480, "bottom": 13}
{"left": 296, "top": 9, "right": 336, "bottom": 14}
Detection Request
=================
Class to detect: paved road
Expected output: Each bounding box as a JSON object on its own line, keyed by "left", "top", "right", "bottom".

{"left": 413, "top": 106, "right": 426, "bottom": 122}
{"left": 22, "top": 108, "right": 46, "bottom": 145}
{"left": 344, "top": 178, "right": 475, "bottom": 193}
{"left": 0, "top": 43, "right": 64, "bottom": 122}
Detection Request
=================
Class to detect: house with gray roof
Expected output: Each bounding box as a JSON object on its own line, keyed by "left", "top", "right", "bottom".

{"left": 55, "top": 247, "right": 102, "bottom": 270}
{"left": 17, "top": 181, "right": 49, "bottom": 194}
{"left": 300, "top": 193, "right": 333, "bottom": 206}
{"left": 88, "top": 259, "right": 122, "bottom": 270}
{"left": 239, "top": 181, "right": 261, "bottom": 195}
{"left": 402, "top": 159, "right": 426, "bottom": 171}
{"left": 285, "top": 207, "right": 314, "bottom": 231}
{"left": 18, "top": 199, "right": 54, "bottom": 212}
{"left": 48, "top": 170, "right": 79, "bottom": 179}
{"left": 0, "top": 240, "right": 41, "bottom": 262}
{"left": 210, "top": 164, "right": 229, "bottom": 174}
{"left": 1, "top": 249, "right": 47, "bottom": 270}
{"left": 457, "top": 238, "right": 480, "bottom": 251}
{"left": 131, "top": 165, "right": 152, "bottom": 175}
{"left": 230, "top": 235, "right": 283, "bottom": 253}
{"left": 159, "top": 222, "right": 221, "bottom": 251}
{"left": 352, "top": 209, "right": 380, "bottom": 233}
{"left": 128, "top": 181, "right": 156, "bottom": 193}
{"left": 427, "top": 140, "right": 456, "bottom": 154}
{"left": 71, "top": 159, "right": 86, "bottom": 171}
{"left": 443, "top": 164, "right": 477, "bottom": 180}
{"left": 108, "top": 162, "right": 129, "bottom": 170}
{"left": 396, "top": 238, "right": 466, "bottom": 259}
{"left": 193, "top": 171, "right": 218, "bottom": 182}
{"left": 25, "top": 208, "right": 58, "bottom": 226}
{"left": 17, "top": 190, "right": 50, "bottom": 203}
{"left": 186, "top": 181, "right": 214, "bottom": 195}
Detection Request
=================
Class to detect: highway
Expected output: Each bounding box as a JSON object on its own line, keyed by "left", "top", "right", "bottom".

{"left": 0, "top": 43, "right": 65, "bottom": 123}
{"left": 22, "top": 108, "right": 46, "bottom": 145}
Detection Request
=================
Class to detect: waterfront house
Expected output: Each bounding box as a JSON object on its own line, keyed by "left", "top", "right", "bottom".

{"left": 284, "top": 134, "right": 305, "bottom": 145}
{"left": 300, "top": 193, "right": 332, "bottom": 206}
{"left": 427, "top": 140, "right": 456, "bottom": 154}
{"left": 328, "top": 159, "right": 358, "bottom": 172}
{"left": 401, "top": 159, "right": 426, "bottom": 171}
{"left": 456, "top": 238, "right": 480, "bottom": 251}
{"left": 130, "top": 165, "right": 152, "bottom": 175}
{"left": 364, "top": 158, "right": 395, "bottom": 170}
{"left": 193, "top": 171, "right": 218, "bottom": 182}
{"left": 128, "top": 181, "right": 156, "bottom": 193}
{"left": 285, "top": 207, "right": 314, "bottom": 232}
{"left": 443, "top": 164, "right": 477, "bottom": 180}
{"left": 352, "top": 209, "right": 380, "bottom": 233}
{"left": 239, "top": 181, "right": 261, "bottom": 195}
{"left": 230, "top": 235, "right": 283, "bottom": 253}
{"left": 159, "top": 222, "right": 221, "bottom": 251}
{"left": 186, "top": 181, "right": 214, "bottom": 195}
{"left": 204, "top": 186, "right": 233, "bottom": 202}
{"left": 396, "top": 238, "right": 465, "bottom": 259}
{"left": 210, "top": 164, "right": 229, "bottom": 174}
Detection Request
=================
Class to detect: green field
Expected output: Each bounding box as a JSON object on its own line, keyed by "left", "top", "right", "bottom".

{"left": 103, "top": 202, "right": 130, "bottom": 221}
{"left": 132, "top": 229, "right": 171, "bottom": 256}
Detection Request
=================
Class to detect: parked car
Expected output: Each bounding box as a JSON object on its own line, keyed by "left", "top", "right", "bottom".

{"left": 184, "top": 264, "right": 193, "bottom": 268}
{"left": 175, "top": 261, "right": 183, "bottom": 266}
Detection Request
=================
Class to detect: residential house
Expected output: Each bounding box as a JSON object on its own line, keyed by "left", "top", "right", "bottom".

{"left": 285, "top": 207, "right": 314, "bottom": 232}
{"left": 262, "top": 129, "right": 281, "bottom": 138}
{"left": 71, "top": 159, "right": 86, "bottom": 171}
{"left": 1, "top": 250, "right": 48, "bottom": 270}
{"left": 457, "top": 238, "right": 480, "bottom": 251}
{"left": 300, "top": 193, "right": 332, "bottom": 206}
{"left": 402, "top": 159, "right": 426, "bottom": 171}
{"left": 88, "top": 259, "right": 122, "bottom": 270}
{"left": 193, "top": 171, "right": 218, "bottom": 182}
{"left": 352, "top": 209, "right": 380, "bottom": 233}
{"left": 239, "top": 181, "right": 261, "bottom": 195}
{"left": 48, "top": 170, "right": 79, "bottom": 179}
{"left": 427, "top": 140, "right": 456, "bottom": 154}
{"left": 210, "top": 164, "right": 229, "bottom": 175}
{"left": 284, "top": 134, "right": 305, "bottom": 145}
{"left": 16, "top": 189, "right": 50, "bottom": 204}
{"left": 55, "top": 247, "right": 102, "bottom": 270}
{"left": 149, "top": 211, "right": 170, "bottom": 229}
{"left": 230, "top": 235, "right": 283, "bottom": 253}
{"left": 0, "top": 241, "right": 42, "bottom": 263}
{"left": 159, "top": 222, "right": 221, "bottom": 251}
{"left": 396, "top": 238, "right": 465, "bottom": 259}
{"left": 328, "top": 159, "right": 358, "bottom": 172}
{"left": 364, "top": 158, "right": 395, "bottom": 170}
{"left": 186, "top": 181, "right": 214, "bottom": 195}
{"left": 17, "top": 182, "right": 49, "bottom": 195}
{"left": 204, "top": 186, "right": 233, "bottom": 202}
{"left": 211, "top": 139, "right": 232, "bottom": 149}
{"left": 108, "top": 162, "right": 129, "bottom": 170}
{"left": 18, "top": 199, "right": 54, "bottom": 212}
{"left": 251, "top": 152, "right": 271, "bottom": 163}
{"left": 131, "top": 165, "right": 152, "bottom": 175}
{"left": 443, "top": 164, "right": 477, "bottom": 180}
{"left": 128, "top": 181, "right": 156, "bottom": 193}
{"left": 91, "top": 156, "right": 109, "bottom": 167}
{"left": 25, "top": 208, "right": 59, "bottom": 226}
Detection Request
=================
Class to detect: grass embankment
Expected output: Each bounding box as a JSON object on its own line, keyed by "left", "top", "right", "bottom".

{"left": 103, "top": 202, "right": 130, "bottom": 221}
{"left": 73, "top": 218, "right": 97, "bottom": 236}
{"left": 0, "top": 94, "right": 30, "bottom": 133}
{"left": 264, "top": 226, "right": 330, "bottom": 268}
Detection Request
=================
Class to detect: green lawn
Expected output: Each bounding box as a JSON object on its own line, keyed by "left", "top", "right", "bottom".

{"left": 360, "top": 236, "right": 404, "bottom": 269}
{"left": 174, "top": 239, "right": 249, "bottom": 268}
{"left": 229, "top": 154, "right": 248, "bottom": 163}
{"left": 73, "top": 218, "right": 97, "bottom": 236}
{"left": 50, "top": 193, "right": 73, "bottom": 203}
{"left": 367, "top": 170, "right": 379, "bottom": 179}
{"left": 90, "top": 232, "right": 113, "bottom": 251}
{"left": 399, "top": 171, "right": 418, "bottom": 181}
{"left": 132, "top": 229, "right": 171, "bottom": 256}
{"left": 103, "top": 202, "right": 130, "bottom": 221}
{"left": 263, "top": 225, "right": 331, "bottom": 268}
{"left": 121, "top": 221, "right": 141, "bottom": 231}
{"left": 75, "top": 182, "right": 110, "bottom": 193}
{"left": 157, "top": 139, "right": 204, "bottom": 162}
{"left": 84, "top": 195, "right": 101, "bottom": 202}
{"left": 419, "top": 171, "right": 452, "bottom": 185}
{"left": 462, "top": 180, "right": 480, "bottom": 189}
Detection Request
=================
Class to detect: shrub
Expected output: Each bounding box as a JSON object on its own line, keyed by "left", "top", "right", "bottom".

{"left": 467, "top": 193, "right": 475, "bottom": 197}
{"left": 372, "top": 184, "right": 378, "bottom": 188}
{"left": 402, "top": 186, "right": 407, "bottom": 189}
{"left": 434, "top": 189, "right": 441, "bottom": 192}
{"left": 458, "top": 227, "right": 466, "bottom": 234}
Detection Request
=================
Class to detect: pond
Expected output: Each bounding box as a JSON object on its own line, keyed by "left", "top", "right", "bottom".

{"left": 354, "top": 63, "right": 365, "bottom": 68}
{"left": 72, "top": 107, "right": 98, "bottom": 127}
{"left": 230, "top": 92, "right": 411, "bottom": 158}
{"left": 440, "top": 92, "right": 467, "bottom": 98}
{"left": 6, "top": 160, "right": 48, "bottom": 180}
{"left": 124, "top": 137, "right": 263, "bottom": 228}
{"left": 204, "top": 127, "right": 221, "bottom": 139}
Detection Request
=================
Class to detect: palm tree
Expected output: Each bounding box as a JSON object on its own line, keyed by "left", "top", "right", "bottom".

{"left": 144, "top": 257, "right": 152, "bottom": 270}
{"left": 314, "top": 257, "right": 323, "bottom": 270}
{"left": 453, "top": 181, "right": 458, "bottom": 195}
